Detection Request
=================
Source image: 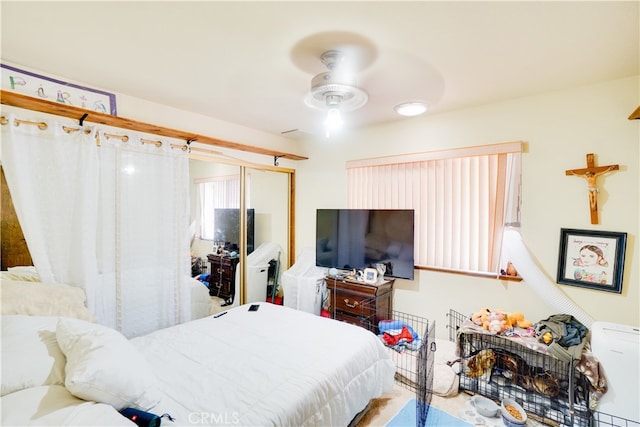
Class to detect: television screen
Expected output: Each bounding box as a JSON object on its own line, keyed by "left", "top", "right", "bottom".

{"left": 315, "top": 209, "right": 415, "bottom": 279}
{"left": 213, "top": 208, "right": 255, "bottom": 254}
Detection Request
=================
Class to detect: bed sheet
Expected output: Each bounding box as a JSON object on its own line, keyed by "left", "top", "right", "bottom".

{"left": 132, "top": 303, "right": 395, "bottom": 426}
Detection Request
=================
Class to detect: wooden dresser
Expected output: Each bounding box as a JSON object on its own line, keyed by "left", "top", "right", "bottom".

{"left": 324, "top": 276, "right": 394, "bottom": 333}
{"left": 207, "top": 253, "right": 239, "bottom": 305}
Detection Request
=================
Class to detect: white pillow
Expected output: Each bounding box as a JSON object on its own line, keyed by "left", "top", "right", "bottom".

{"left": 1, "top": 315, "right": 66, "bottom": 396}
{"left": 2, "top": 266, "right": 40, "bottom": 282}
{"left": 56, "top": 318, "right": 161, "bottom": 411}
{"left": 1, "top": 280, "right": 95, "bottom": 321}
{"left": 0, "top": 385, "right": 135, "bottom": 426}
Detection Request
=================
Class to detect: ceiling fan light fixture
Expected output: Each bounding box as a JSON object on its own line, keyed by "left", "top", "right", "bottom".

{"left": 325, "top": 108, "right": 344, "bottom": 129}
{"left": 395, "top": 101, "right": 428, "bottom": 117}
{"left": 304, "top": 50, "right": 369, "bottom": 117}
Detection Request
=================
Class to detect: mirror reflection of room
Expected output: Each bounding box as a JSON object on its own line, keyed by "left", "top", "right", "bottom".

{"left": 189, "top": 159, "right": 289, "bottom": 309}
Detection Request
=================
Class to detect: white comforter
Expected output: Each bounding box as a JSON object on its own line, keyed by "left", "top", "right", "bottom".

{"left": 132, "top": 303, "right": 395, "bottom": 426}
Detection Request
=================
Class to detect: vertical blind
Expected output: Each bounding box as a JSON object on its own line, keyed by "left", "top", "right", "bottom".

{"left": 196, "top": 175, "right": 240, "bottom": 240}
{"left": 347, "top": 142, "right": 522, "bottom": 274}
{"left": 195, "top": 174, "right": 251, "bottom": 241}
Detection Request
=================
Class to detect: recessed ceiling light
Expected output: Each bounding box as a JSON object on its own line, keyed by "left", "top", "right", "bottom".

{"left": 395, "top": 102, "right": 428, "bottom": 117}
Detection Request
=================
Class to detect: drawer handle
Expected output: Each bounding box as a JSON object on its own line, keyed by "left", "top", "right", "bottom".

{"left": 344, "top": 299, "right": 359, "bottom": 309}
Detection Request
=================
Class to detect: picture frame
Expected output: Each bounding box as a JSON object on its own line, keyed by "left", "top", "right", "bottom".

{"left": 556, "top": 228, "right": 627, "bottom": 293}
{"left": 1, "top": 63, "right": 117, "bottom": 116}
{"left": 362, "top": 267, "right": 378, "bottom": 284}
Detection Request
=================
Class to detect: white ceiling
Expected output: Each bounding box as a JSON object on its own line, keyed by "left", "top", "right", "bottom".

{"left": 1, "top": 1, "right": 638, "bottom": 139}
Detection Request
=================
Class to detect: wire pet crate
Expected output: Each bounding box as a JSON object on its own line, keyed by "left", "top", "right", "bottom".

{"left": 416, "top": 315, "right": 435, "bottom": 427}
{"left": 446, "top": 308, "right": 467, "bottom": 341}
{"left": 365, "top": 310, "right": 435, "bottom": 427}
{"left": 450, "top": 309, "right": 592, "bottom": 427}
{"left": 592, "top": 411, "right": 640, "bottom": 427}
{"left": 375, "top": 311, "right": 432, "bottom": 391}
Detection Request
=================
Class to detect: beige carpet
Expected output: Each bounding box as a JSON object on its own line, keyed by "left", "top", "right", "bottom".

{"left": 357, "top": 385, "right": 549, "bottom": 427}
{"left": 356, "top": 385, "right": 415, "bottom": 426}
{"left": 356, "top": 385, "right": 472, "bottom": 427}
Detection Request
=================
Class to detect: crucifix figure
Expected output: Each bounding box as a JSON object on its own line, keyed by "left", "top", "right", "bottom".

{"left": 565, "top": 153, "right": 619, "bottom": 224}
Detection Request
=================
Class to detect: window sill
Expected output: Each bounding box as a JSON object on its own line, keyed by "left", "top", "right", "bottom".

{"left": 498, "top": 274, "right": 523, "bottom": 282}
{"left": 415, "top": 266, "right": 523, "bottom": 282}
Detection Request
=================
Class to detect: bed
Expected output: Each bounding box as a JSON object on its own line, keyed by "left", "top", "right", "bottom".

{"left": 1, "top": 274, "right": 395, "bottom": 426}
{"left": 0, "top": 266, "right": 214, "bottom": 321}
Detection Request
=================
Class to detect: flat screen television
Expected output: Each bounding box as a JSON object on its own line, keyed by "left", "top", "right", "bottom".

{"left": 213, "top": 208, "right": 255, "bottom": 254}
{"left": 315, "top": 209, "right": 415, "bottom": 279}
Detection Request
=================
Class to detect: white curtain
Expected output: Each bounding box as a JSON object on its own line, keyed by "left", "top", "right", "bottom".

{"left": 2, "top": 114, "right": 191, "bottom": 338}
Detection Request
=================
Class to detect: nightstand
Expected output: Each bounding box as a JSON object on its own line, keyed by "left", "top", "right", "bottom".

{"left": 324, "top": 276, "right": 394, "bottom": 333}
{"left": 207, "top": 253, "right": 239, "bottom": 305}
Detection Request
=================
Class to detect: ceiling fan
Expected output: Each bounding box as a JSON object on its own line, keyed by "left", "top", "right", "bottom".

{"left": 303, "top": 50, "right": 369, "bottom": 135}
{"left": 289, "top": 31, "right": 442, "bottom": 138}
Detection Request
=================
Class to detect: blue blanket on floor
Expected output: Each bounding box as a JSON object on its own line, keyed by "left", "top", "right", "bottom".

{"left": 386, "top": 398, "right": 471, "bottom": 427}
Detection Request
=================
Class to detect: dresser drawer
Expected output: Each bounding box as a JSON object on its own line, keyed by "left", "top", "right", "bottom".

{"left": 210, "top": 279, "right": 233, "bottom": 296}
{"left": 334, "top": 311, "right": 373, "bottom": 330}
{"left": 333, "top": 290, "right": 375, "bottom": 318}
{"left": 324, "top": 277, "right": 395, "bottom": 332}
{"left": 211, "top": 267, "right": 235, "bottom": 282}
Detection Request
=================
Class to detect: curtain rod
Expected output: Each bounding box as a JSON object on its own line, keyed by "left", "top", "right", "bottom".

{"left": 0, "top": 115, "right": 281, "bottom": 160}
{"left": 1, "top": 90, "right": 308, "bottom": 162}
{"left": 1, "top": 115, "right": 192, "bottom": 152}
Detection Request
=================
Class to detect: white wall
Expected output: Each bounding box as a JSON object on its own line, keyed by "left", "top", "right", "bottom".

{"left": 3, "top": 69, "right": 637, "bottom": 339}
{"left": 295, "top": 76, "right": 639, "bottom": 338}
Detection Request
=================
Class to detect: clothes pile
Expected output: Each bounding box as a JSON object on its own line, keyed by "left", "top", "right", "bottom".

{"left": 378, "top": 319, "right": 422, "bottom": 352}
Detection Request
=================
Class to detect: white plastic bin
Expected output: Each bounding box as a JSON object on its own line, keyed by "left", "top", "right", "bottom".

{"left": 245, "top": 263, "right": 269, "bottom": 304}
{"left": 281, "top": 247, "right": 327, "bottom": 315}
{"left": 231, "top": 242, "right": 282, "bottom": 307}
{"left": 591, "top": 321, "right": 640, "bottom": 423}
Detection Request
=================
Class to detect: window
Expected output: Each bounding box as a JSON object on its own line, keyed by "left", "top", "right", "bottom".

{"left": 195, "top": 174, "right": 251, "bottom": 240}
{"left": 346, "top": 142, "right": 522, "bottom": 275}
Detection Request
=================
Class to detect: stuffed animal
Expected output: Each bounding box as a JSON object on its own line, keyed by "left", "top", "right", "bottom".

{"left": 507, "top": 311, "right": 533, "bottom": 329}
{"left": 471, "top": 308, "right": 533, "bottom": 335}
{"left": 486, "top": 311, "right": 508, "bottom": 334}
{"left": 471, "top": 308, "right": 491, "bottom": 327}
{"left": 505, "top": 262, "right": 518, "bottom": 276}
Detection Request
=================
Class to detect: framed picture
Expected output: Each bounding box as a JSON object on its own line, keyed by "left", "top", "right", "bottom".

{"left": 556, "top": 228, "right": 627, "bottom": 293}
{"left": 362, "top": 267, "right": 378, "bottom": 284}
{"left": 1, "top": 63, "right": 117, "bottom": 116}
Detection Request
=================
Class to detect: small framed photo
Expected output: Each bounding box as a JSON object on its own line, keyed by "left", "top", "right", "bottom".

{"left": 362, "top": 267, "right": 378, "bottom": 284}
{"left": 556, "top": 228, "right": 627, "bottom": 293}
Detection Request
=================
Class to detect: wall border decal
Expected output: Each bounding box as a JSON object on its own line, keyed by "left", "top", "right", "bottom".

{"left": 1, "top": 63, "right": 117, "bottom": 116}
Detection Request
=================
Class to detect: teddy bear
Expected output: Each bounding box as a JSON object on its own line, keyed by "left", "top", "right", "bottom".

{"left": 507, "top": 311, "right": 533, "bottom": 329}
{"left": 471, "top": 308, "right": 508, "bottom": 334}
{"left": 471, "top": 308, "right": 532, "bottom": 335}
{"left": 486, "top": 311, "right": 508, "bottom": 334}
{"left": 471, "top": 308, "right": 491, "bottom": 327}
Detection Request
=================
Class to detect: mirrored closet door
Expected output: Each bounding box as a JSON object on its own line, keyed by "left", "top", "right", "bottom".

{"left": 189, "top": 157, "right": 294, "bottom": 307}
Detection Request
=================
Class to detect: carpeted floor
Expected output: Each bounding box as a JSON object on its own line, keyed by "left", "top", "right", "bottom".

{"left": 357, "top": 385, "right": 471, "bottom": 427}
{"left": 356, "top": 384, "right": 415, "bottom": 426}
{"left": 357, "top": 385, "right": 548, "bottom": 427}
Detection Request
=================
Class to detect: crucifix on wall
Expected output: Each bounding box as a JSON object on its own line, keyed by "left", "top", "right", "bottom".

{"left": 565, "top": 153, "right": 619, "bottom": 224}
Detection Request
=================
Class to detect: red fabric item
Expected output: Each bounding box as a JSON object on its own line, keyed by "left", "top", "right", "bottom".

{"left": 383, "top": 326, "right": 414, "bottom": 345}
